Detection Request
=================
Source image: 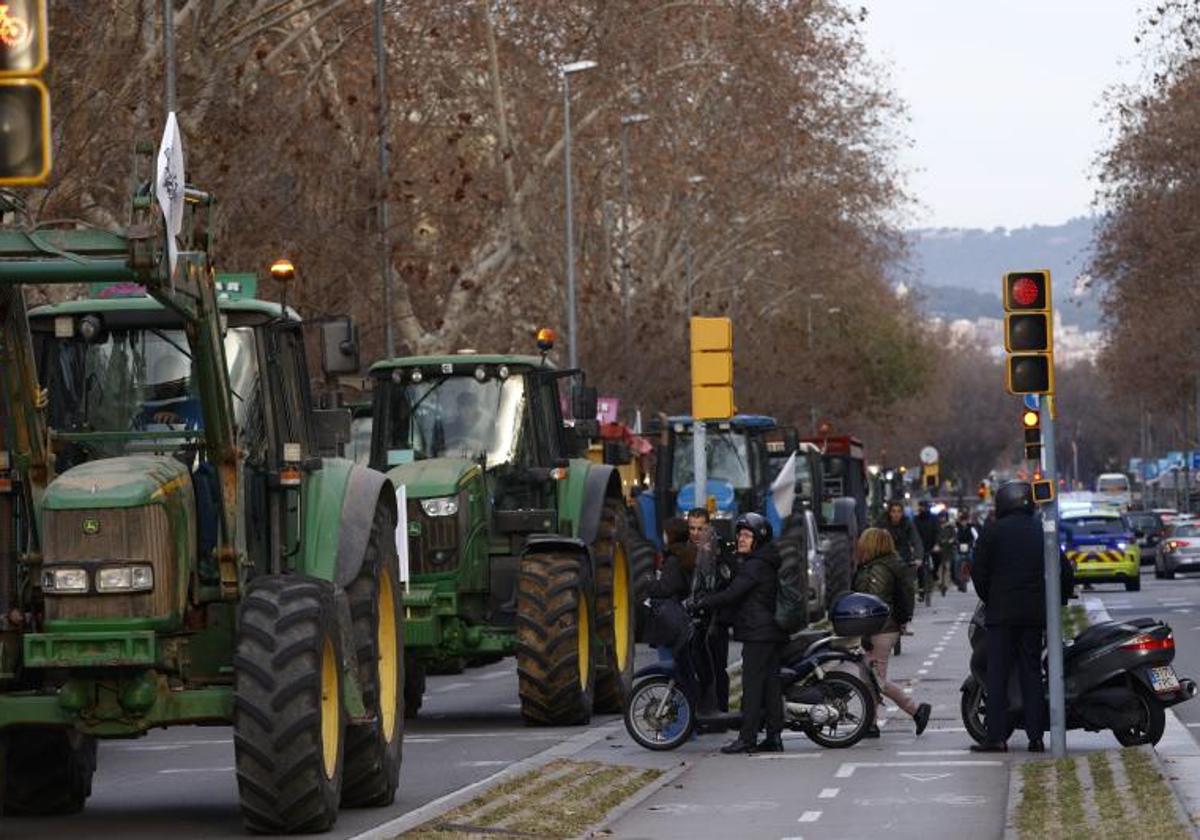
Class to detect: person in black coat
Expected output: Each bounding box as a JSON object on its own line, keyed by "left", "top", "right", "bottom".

{"left": 970, "top": 481, "right": 1063, "bottom": 753}
{"left": 695, "top": 512, "right": 786, "bottom": 754}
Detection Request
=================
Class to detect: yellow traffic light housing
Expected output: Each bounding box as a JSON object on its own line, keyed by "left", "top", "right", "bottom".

{"left": 1022, "top": 409, "right": 1042, "bottom": 460}
{"left": 1005, "top": 313, "right": 1051, "bottom": 353}
{"left": 1007, "top": 353, "right": 1054, "bottom": 396}
{"left": 1003, "top": 271, "right": 1050, "bottom": 311}
{"left": 0, "top": 1, "right": 49, "bottom": 187}
{"left": 690, "top": 316, "right": 734, "bottom": 420}
{"left": 1003, "top": 270, "right": 1054, "bottom": 396}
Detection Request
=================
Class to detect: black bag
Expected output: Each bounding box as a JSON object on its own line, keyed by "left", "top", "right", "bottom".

{"left": 645, "top": 598, "right": 690, "bottom": 653}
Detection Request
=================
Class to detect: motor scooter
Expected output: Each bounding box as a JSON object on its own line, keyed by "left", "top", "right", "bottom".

{"left": 961, "top": 603, "right": 1197, "bottom": 746}
{"left": 624, "top": 593, "right": 886, "bottom": 751}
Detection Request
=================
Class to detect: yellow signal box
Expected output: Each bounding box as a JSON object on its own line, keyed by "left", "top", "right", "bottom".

{"left": 690, "top": 316, "right": 734, "bottom": 420}
{"left": 0, "top": 0, "right": 50, "bottom": 186}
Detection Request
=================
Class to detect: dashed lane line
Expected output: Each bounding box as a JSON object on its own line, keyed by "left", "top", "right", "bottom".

{"left": 834, "top": 760, "right": 1003, "bottom": 778}
{"left": 818, "top": 788, "right": 840, "bottom": 799}
{"left": 798, "top": 811, "right": 822, "bottom": 823}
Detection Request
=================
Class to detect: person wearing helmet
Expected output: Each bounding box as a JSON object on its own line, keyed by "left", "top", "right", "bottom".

{"left": 694, "top": 512, "right": 786, "bottom": 754}
{"left": 969, "top": 481, "right": 1050, "bottom": 753}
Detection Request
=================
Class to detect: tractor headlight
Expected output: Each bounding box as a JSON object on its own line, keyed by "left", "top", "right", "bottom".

{"left": 96, "top": 565, "right": 155, "bottom": 593}
{"left": 42, "top": 567, "right": 89, "bottom": 593}
{"left": 421, "top": 496, "right": 459, "bottom": 517}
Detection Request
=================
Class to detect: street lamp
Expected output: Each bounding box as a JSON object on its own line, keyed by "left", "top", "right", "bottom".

{"left": 684, "top": 174, "right": 706, "bottom": 319}
{"left": 619, "top": 112, "right": 650, "bottom": 365}
{"left": 561, "top": 59, "right": 598, "bottom": 370}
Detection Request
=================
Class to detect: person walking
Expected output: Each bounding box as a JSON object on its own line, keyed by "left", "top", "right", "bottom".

{"left": 969, "top": 481, "right": 1048, "bottom": 753}
{"left": 914, "top": 500, "right": 939, "bottom": 601}
{"left": 852, "top": 528, "right": 932, "bottom": 737}
{"left": 935, "top": 510, "right": 957, "bottom": 597}
{"left": 882, "top": 500, "right": 923, "bottom": 631}
{"left": 954, "top": 509, "right": 978, "bottom": 593}
{"left": 695, "top": 513, "right": 786, "bottom": 754}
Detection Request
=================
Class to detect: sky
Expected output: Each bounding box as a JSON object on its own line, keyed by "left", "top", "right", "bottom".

{"left": 860, "top": 1, "right": 1148, "bottom": 231}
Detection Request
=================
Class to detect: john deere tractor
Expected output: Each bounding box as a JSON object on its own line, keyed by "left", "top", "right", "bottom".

{"left": 368, "top": 339, "right": 636, "bottom": 725}
{"left": 0, "top": 190, "right": 402, "bottom": 832}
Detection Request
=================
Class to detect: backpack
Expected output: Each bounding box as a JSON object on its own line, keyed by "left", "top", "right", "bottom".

{"left": 774, "top": 525, "right": 809, "bottom": 633}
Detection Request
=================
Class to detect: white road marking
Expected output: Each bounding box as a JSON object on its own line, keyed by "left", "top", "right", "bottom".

{"left": 459, "top": 760, "right": 509, "bottom": 767}
{"left": 114, "top": 738, "right": 232, "bottom": 749}
{"left": 750, "top": 754, "right": 822, "bottom": 760}
{"left": 158, "top": 766, "right": 236, "bottom": 774}
{"left": 835, "top": 760, "right": 1003, "bottom": 778}
{"left": 798, "top": 811, "right": 822, "bottom": 823}
{"left": 403, "top": 737, "right": 445, "bottom": 743}
{"left": 476, "top": 670, "right": 512, "bottom": 681}
{"left": 917, "top": 669, "right": 929, "bottom": 675}
{"left": 927, "top": 726, "right": 968, "bottom": 733}
{"left": 818, "top": 788, "right": 840, "bottom": 799}
{"left": 1185, "top": 722, "right": 1200, "bottom": 728}
{"left": 901, "top": 772, "right": 954, "bottom": 782}
{"left": 433, "top": 682, "right": 474, "bottom": 693}
{"left": 922, "top": 660, "right": 934, "bottom": 667}
{"left": 897, "top": 750, "right": 970, "bottom": 756}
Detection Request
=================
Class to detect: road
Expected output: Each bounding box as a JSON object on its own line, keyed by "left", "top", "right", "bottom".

{"left": 3, "top": 656, "right": 629, "bottom": 839}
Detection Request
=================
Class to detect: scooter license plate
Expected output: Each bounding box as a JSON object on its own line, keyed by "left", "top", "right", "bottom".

{"left": 1149, "top": 666, "right": 1181, "bottom": 694}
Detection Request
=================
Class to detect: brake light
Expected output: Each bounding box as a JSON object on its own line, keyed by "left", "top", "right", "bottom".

{"left": 1122, "top": 633, "right": 1174, "bottom": 652}
{"left": 1167, "top": 539, "right": 1191, "bottom": 551}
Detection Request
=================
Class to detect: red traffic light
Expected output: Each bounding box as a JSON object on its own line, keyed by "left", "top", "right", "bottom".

{"left": 1003, "top": 270, "right": 1050, "bottom": 312}
{"left": 1012, "top": 277, "right": 1039, "bottom": 307}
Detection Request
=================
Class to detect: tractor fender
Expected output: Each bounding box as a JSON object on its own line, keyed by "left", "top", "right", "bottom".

{"left": 298, "top": 458, "right": 396, "bottom": 586}
{"left": 576, "top": 462, "right": 623, "bottom": 545}
{"left": 521, "top": 534, "right": 593, "bottom": 597}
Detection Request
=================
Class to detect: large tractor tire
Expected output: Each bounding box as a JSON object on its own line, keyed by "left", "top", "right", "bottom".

{"left": 594, "top": 498, "right": 637, "bottom": 713}
{"left": 1, "top": 727, "right": 96, "bottom": 816}
{"left": 516, "top": 552, "right": 594, "bottom": 725}
{"left": 776, "top": 522, "right": 811, "bottom": 627}
{"left": 341, "top": 502, "right": 404, "bottom": 808}
{"left": 823, "top": 532, "right": 854, "bottom": 612}
{"left": 628, "top": 527, "right": 658, "bottom": 643}
{"left": 404, "top": 653, "right": 426, "bottom": 720}
{"left": 234, "top": 576, "right": 346, "bottom": 834}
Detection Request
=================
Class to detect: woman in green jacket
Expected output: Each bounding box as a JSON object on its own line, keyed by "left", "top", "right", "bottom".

{"left": 852, "top": 528, "right": 932, "bottom": 737}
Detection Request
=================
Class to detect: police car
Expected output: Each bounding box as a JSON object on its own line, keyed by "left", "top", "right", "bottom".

{"left": 1060, "top": 509, "right": 1141, "bottom": 591}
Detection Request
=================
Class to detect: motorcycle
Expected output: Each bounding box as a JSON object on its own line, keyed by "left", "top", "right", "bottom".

{"left": 961, "top": 603, "right": 1197, "bottom": 746}
{"left": 624, "top": 593, "right": 886, "bottom": 751}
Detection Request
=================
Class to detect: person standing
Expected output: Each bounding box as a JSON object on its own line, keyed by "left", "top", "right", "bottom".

{"left": 695, "top": 513, "right": 785, "bottom": 754}
{"left": 852, "top": 528, "right": 932, "bottom": 737}
{"left": 970, "top": 481, "right": 1048, "bottom": 753}
{"left": 914, "top": 500, "right": 939, "bottom": 601}
{"left": 688, "top": 507, "right": 734, "bottom": 712}
{"left": 882, "top": 500, "right": 923, "bottom": 632}
{"left": 955, "top": 509, "right": 978, "bottom": 593}
{"left": 935, "top": 511, "right": 957, "bottom": 597}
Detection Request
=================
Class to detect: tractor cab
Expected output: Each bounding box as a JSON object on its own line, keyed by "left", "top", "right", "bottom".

{"left": 802, "top": 433, "right": 868, "bottom": 531}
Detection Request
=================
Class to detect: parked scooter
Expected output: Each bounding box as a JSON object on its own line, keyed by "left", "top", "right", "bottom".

{"left": 961, "top": 603, "right": 1196, "bottom": 746}
{"left": 624, "top": 593, "right": 886, "bottom": 751}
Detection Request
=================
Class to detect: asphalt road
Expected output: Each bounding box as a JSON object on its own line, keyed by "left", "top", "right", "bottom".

{"left": 1082, "top": 563, "right": 1200, "bottom": 735}
{"left": 2, "top": 655, "right": 631, "bottom": 839}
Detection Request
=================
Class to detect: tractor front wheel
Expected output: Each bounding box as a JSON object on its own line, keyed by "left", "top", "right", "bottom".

{"left": 234, "top": 576, "right": 346, "bottom": 834}
{"left": 1, "top": 727, "right": 96, "bottom": 815}
{"left": 516, "top": 552, "right": 594, "bottom": 725}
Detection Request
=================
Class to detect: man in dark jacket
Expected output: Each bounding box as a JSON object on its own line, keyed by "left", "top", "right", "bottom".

{"left": 696, "top": 512, "right": 786, "bottom": 754}
{"left": 914, "top": 500, "right": 940, "bottom": 599}
{"left": 970, "top": 481, "right": 1048, "bottom": 753}
{"left": 883, "top": 501, "right": 924, "bottom": 567}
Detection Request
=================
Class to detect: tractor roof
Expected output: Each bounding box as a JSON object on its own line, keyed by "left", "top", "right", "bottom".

{"left": 370, "top": 354, "right": 549, "bottom": 374}
{"left": 28, "top": 294, "right": 299, "bottom": 321}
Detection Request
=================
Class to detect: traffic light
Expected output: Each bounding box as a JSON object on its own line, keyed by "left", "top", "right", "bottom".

{"left": 690, "top": 316, "right": 734, "bottom": 420}
{"left": 1003, "top": 271, "right": 1054, "bottom": 395}
{"left": 922, "top": 464, "right": 938, "bottom": 491}
{"left": 1022, "top": 408, "right": 1042, "bottom": 460}
{"left": 0, "top": 0, "right": 50, "bottom": 186}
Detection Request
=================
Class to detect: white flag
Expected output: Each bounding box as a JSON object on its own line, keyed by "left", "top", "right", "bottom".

{"left": 770, "top": 452, "right": 797, "bottom": 519}
{"left": 155, "top": 112, "right": 186, "bottom": 277}
{"left": 394, "top": 484, "right": 410, "bottom": 589}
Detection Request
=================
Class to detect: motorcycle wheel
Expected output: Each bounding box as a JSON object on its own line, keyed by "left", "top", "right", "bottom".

{"left": 800, "top": 671, "right": 875, "bottom": 749}
{"left": 1113, "top": 689, "right": 1166, "bottom": 747}
{"left": 961, "top": 676, "right": 1014, "bottom": 745}
{"left": 623, "top": 676, "right": 694, "bottom": 751}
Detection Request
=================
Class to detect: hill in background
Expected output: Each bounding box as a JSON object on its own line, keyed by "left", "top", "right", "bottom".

{"left": 904, "top": 217, "right": 1101, "bottom": 329}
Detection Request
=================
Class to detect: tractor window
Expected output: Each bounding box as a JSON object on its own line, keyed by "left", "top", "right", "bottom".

{"left": 670, "top": 430, "right": 752, "bottom": 490}
{"left": 381, "top": 373, "right": 525, "bottom": 467}
{"left": 265, "top": 327, "right": 315, "bottom": 460}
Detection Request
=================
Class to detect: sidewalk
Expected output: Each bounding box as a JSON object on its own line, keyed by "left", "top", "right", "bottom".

{"left": 580, "top": 587, "right": 1125, "bottom": 840}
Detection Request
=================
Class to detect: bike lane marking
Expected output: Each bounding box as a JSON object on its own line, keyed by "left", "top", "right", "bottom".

{"left": 834, "top": 760, "right": 1003, "bottom": 778}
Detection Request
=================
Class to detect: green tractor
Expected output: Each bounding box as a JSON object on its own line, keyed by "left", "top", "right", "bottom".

{"left": 0, "top": 194, "right": 403, "bottom": 832}
{"left": 368, "top": 339, "right": 636, "bottom": 724}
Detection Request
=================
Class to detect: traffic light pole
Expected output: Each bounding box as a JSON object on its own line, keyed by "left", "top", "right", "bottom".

{"left": 693, "top": 422, "right": 707, "bottom": 520}
{"left": 1041, "top": 396, "right": 1067, "bottom": 758}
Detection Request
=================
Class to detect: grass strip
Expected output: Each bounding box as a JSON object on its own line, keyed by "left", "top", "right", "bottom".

{"left": 1119, "top": 748, "right": 1192, "bottom": 840}
{"left": 1016, "top": 760, "right": 1052, "bottom": 839}
{"left": 1085, "top": 752, "right": 1125, "bottom": 837}
{"left": 1054, "top": 757, "right": 1088, "bottom": 840}
{"left": 401, "top": 759, "right": 662, "bottom": 840}
{"left": 1062, "top": 604, "right": 1088, "bottom": 640}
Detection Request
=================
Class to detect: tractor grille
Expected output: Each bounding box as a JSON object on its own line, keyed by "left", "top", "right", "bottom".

{"left": 42, "top": 505, "right": 176, "bottom": 621}
{"left": 407, "top": 497, "right": 461, "bottom": 574}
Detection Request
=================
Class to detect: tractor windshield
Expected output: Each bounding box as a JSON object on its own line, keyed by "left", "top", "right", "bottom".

{"left": 38, "top": 326, "right": 258, "bottom": 440}
{"left": 380, "top": 374, "right": 525, "bottom": 467}
{"left": 671, "top": 430, "right": 752, "bottom": 490}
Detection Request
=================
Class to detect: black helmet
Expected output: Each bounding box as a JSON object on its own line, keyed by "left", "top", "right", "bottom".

{"left": 734, "top": 512, "right": 772, "bottom": 549}
{"left": 994, "top": 480, "right": 1034, "bottom": 518}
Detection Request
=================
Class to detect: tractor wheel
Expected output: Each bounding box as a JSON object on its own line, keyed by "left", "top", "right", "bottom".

{"left": 628, "top": 529, "right": 658, "bottom": 643}
{"left": 1, "top": 727, "right": 96, "bottom": 815}
{"left": 776, "top": 523, "right": 811, "bottom": 626}
{"left": 516, "top": 552, "right": 594, "bottom": 725}
{"left": 234, "top": 576, "right": 346, "bottom": 834}
{"left": 341, "top": 502, "right": 404, "bottom": 808}
{"left": 404, "top": 653, "right": 426, "bottom": 719}
{"left": 823, "top": 532, "right": 854, "bottom": 612}
{"left": 594, "top": 499, "right": 637, "bottom": 713}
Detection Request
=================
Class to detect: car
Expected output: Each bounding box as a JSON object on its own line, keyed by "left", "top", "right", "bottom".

{"left": 1123, "top": 510, "right": 1166, "bottom": 566}
{"left": 1155, "top": 521, "right": 1200, "bottom": 579}
{"left": 1059, "top": 510, "right": 1141, "bottom": 591}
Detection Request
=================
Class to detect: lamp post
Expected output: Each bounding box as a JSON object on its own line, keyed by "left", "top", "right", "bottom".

{"left": 807, "top": 293, "right": 825, "bottom": 434}
{"left": 619, "top": 113, "right": 650, "bottom": 365}
{"left": 561, "top": 59, "right": 598, "bottom": 370}
{"left": 684, "top": 174, "right": 706, "bottom": 320}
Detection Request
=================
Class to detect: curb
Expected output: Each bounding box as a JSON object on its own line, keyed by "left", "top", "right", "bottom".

{"left": 1141, "top": 744, "right": 1200, "bottom": 838}
{"left": 1002, "top": 751, "right": 1023, "bottom": 840}
{"left": 346, "top": 721, "right": 623, "bottom": 840}
{"left": 573, "top": 760, "right": 692, "bottom": 839}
